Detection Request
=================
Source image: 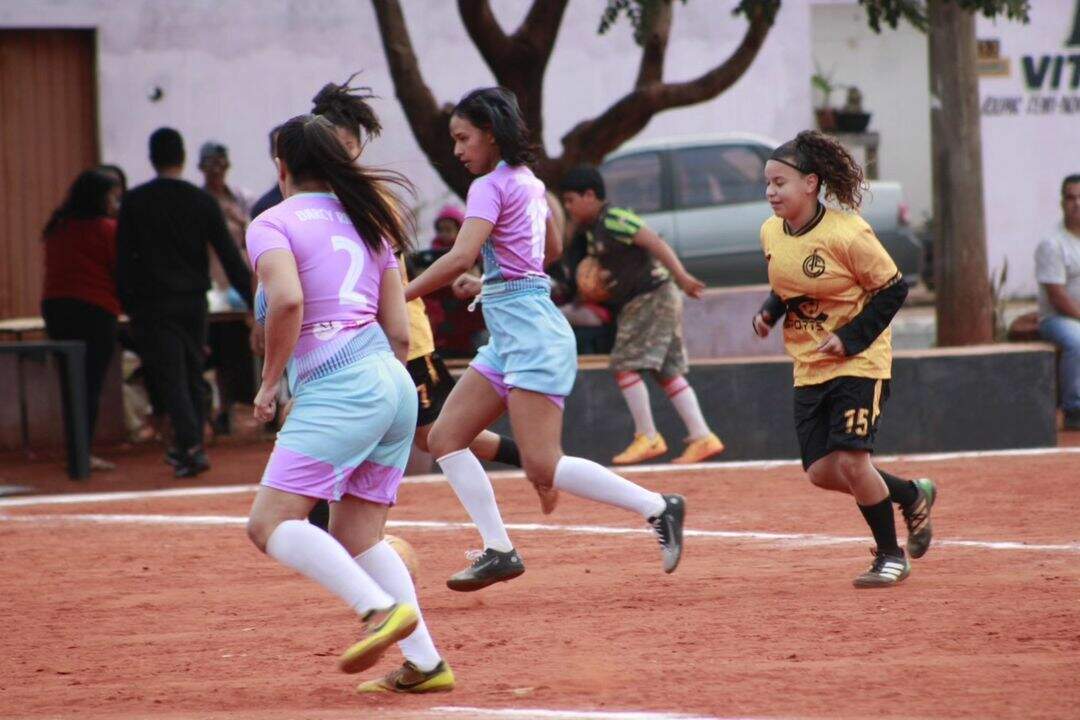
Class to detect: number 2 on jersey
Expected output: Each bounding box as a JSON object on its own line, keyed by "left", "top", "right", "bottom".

{"left": 331, "top": 235, "right": 368, "bottom": 308}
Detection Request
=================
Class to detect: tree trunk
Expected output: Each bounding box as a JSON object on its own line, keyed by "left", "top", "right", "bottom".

{"left": 928, "top": 0, "right": 993, "bottom": 346}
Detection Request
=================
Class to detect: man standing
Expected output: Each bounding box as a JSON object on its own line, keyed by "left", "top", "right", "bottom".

{"left": 117, "top": 128, "right": 253, "bottom": 476}
{"left": 1036, "top": 174, "right": 1080, "bottom": 431}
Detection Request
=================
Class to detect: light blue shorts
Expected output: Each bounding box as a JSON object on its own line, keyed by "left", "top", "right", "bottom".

{"left": 470, "top": 279, "right": 577, "bottom": 405}
{"left": 261, "top": 341, "right": 417, "bottom": 505}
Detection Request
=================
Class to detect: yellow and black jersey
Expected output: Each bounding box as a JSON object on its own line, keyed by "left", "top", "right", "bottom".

{"left": 760, "top": 206, "right": 901, "bottom": 387}
{"left": 397, "top": 253, "right": 436, "bottom": 362}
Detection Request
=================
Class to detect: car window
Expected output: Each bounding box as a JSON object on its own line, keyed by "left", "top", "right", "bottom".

{"left": 599, "top": 152, "right": 663, "bottom": 214}
{"left": 672, "top": 145, "right": 765, "bottom": 209}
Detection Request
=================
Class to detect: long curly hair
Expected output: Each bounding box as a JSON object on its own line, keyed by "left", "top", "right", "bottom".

{"left": 770, "top": 130, "right": 866, "bottom": 210}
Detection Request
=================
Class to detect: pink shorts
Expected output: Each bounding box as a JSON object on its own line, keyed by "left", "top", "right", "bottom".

{"left": 472, "top": 363, "right": 565, "bottom": 409}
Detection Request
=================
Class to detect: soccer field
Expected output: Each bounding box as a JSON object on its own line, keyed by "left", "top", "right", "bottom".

{"left": 2, "top": 446, "right": 1079, "bottom": 720}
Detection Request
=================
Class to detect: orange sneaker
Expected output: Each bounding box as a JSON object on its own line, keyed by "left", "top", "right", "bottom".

{"left": 612, "top": 433, "right": 668, "bottom": 465}
{"left": 671, "top": 433, "right": 725, "bottom": 464}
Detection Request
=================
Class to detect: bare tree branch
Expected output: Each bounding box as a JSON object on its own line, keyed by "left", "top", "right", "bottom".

{"left": 371, "top": 0, "right": 472, "bottom": 197}
{"left": 457, "top": 0, "right": 512, "bottom": 69}
{"left": 512, "top": 0, "right": 571, "bottom": 63}
{"left": 559, "top": 5, "right": 775, "bottom": 166}
{"left": 635, "top": 0, "right": 674, "bottom": 88}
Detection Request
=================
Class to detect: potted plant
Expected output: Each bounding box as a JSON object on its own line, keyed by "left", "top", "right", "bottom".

{"left": 811, "top": 64, "right": 837, "bottom": 131}
{"left": 835, "top": 86, "right": 872, "bottom": 133}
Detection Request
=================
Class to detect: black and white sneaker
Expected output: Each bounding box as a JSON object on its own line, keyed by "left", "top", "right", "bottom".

{"left": 649, "top": 494, "right": 686, "bottom": 574}
{"left": 446, "top": 547, "right": 525, "bottom": 592}
{"left": 852, "top": 548, "right": 910, "bottom": 588}
{"left": 902, "top": 478, "right": 936, "bottom": 559}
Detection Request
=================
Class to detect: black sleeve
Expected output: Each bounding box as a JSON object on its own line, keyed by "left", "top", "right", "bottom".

{"left": 115, "top": 197, "right": 137, "bottom": 315}
{"left": 205, "top": 197, "right": 254, "bottom": 308}
{"left": 834, "top": 276, "right": 908, "bottom": 356}
{"left": 758, "top": 291, "right": 786, "bottom": 326}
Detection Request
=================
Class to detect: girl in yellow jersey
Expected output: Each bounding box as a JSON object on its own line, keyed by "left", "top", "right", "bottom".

{"left": 752, "top": 131, "right": 936, "bottom": 588}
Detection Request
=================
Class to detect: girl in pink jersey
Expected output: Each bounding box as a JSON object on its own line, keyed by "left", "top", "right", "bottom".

{"left": 245, "top": 114, "right": 453, "bottom": 693}
{"left": 405, "top": 87, "right": 686, "bottom": 591}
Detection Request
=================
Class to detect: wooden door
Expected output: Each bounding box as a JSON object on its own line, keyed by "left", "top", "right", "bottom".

{"left": 0, "top": 30, "right": 99, "bottom": 320}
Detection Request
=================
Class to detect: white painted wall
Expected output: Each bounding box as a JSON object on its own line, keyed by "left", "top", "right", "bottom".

{"left": 1, "top": 0, "right": 811, "bottom": 243}
{"left": 811, "top": 0, "right": 1080, "bottom": 296}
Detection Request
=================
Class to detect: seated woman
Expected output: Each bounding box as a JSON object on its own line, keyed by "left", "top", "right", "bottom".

{"left": 41, "top": 168, "right": 124, "bottom": 471}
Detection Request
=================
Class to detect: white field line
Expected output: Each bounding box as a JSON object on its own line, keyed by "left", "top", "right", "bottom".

{"left": 3, "top": 445, "right": 1079, "bottom": 510}
{"left": 2, "top": 512, "right": 1078, "bottom": 553}
{"left": 427, "top": 707, "right": 726, "bottom": 720}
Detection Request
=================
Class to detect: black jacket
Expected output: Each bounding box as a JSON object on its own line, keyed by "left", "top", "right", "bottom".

{"left": 116, "top": 177, "right": 253, "bottom": 314}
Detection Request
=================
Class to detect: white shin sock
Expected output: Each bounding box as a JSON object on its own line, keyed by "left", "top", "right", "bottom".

{"left": 664, "top": 377, "right": 710, "bottom": 440}
{"left": 265, "top": 519, "right": 393, "bottom": 615}
{"left": 355, "top": 541, "right": 442, "bottom": 672}
{"left": 617, "top": 371, "right": 657, "bottom": 437}
{"left": 437, "top": 449, "right": 514, "bottom": 552}
{"left": 553, "top": 456, "right": 666, "bottom": 519}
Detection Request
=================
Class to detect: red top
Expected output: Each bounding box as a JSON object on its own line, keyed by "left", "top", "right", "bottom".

{"left": 42, "top": 217, "right": 121, "bottom": 316}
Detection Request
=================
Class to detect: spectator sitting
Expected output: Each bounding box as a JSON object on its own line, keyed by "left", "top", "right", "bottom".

{"left": 117, "top": 127, "right": 253, "bottom": 477}
{"left": 199, "top": 141, "right": 256, "bottom": 435}
{"left": 199, "top": 141, "right": 254, "bottom": 310}
{"left": 41, "top": 168, "right": 124, "bottom": 472}
{"left": 1036, "top": 173, "right": 1080, "bottom": 431}
{"left": 412, "top": 204, "right": 489, "bottom": 357}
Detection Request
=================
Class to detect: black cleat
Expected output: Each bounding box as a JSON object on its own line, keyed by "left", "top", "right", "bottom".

{"left": 853, "top": 548, "right": 910, "bottom": 588}
{"left": 649, "top": 494, "right": 686, "bottom": 573}
{"left": 174, "top": 448, "right": 210, "bottom": 478}
{"left": 902, "top": 478, "right": 936, "bottom": 559}
{"left": 446, "top": 547, "right": 524, "bottom": 592}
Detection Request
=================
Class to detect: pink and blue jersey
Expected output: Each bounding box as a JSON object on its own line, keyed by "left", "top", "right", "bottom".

{"left": 465, "top": 162, "right": 550, "bottom": 285}
{"left": 464, "top": 163, "right": 578, "bottom": 403}
{"left": 247, "top": 191, "right": 417, "bottom": 506}
{"left": 247, "top": 192, "right": 397, "bottom": 386}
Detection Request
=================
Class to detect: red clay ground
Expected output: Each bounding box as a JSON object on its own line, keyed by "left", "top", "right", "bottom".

{"left": 1, "top": 439, "right": 1079, "bottom": 720}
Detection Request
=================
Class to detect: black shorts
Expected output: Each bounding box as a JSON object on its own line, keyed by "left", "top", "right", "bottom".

{"left": 406, "top": 352, "right": 455, "bottom": 427}
{"left": 793, "top": 376, "right": 890, "bottom": 471}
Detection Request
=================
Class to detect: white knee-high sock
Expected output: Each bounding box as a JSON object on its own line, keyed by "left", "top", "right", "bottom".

{"left": 553, "top": 456, "right": 666, "bottom": 519}
{"left": 355, "top": 541, "right": 441, "bottom": 672}
{"left": 617, "top": 371, "right": 657, "bottom": 437}
{"left": 437, "top": 449, "right": 514, "bottom": 552}
{"left": 265, "top": 519, "right": 393, "bottom": 615}
{"left": 663, "top": 376, "right": 710, "bottom": 440}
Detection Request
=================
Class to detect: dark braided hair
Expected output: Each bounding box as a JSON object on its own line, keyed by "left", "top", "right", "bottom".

{"left": 311, "top": 72, "right": 382, "bottom": 143}
{"left": 453, "top": 87, "right": 537, "bottom": 167}
{"left": 770, "top": 130, "right": 866, "bottom": 210}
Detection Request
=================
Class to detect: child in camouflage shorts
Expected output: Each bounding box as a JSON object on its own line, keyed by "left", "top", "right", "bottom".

{"left": 559, "top": 166, "right": 725, "bottom": 465}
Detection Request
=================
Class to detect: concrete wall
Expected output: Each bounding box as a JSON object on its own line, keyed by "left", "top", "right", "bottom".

{"left": 0, "top": 0, "right": 811, "bottom": 235}
{"left": 810, "top": 0, "right": 1080, "bottom": 296}
{"left": 490, "top": 344, "right": 1058, "bottom": 464}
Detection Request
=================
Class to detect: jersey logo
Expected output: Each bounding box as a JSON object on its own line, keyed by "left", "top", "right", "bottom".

{"left": 784, "top": 295, "right": 829, "bottom": 331}
{"left": 802, "top": 251, "right": 826, "bottom": 278}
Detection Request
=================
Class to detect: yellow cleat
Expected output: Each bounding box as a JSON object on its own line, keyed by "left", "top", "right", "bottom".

{"left": 338, "top": 603, "right": 419, "bottom": 674}
{"left": 612, "top": 433, "right": 668, "bottom": 465}
{"left": 356, "top": 659, "right": 456, "bottom": 694}
{"left": 671, "top": 432, "right": 725, "bottom": 464}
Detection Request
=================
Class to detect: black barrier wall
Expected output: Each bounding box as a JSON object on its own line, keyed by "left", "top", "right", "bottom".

{"left": 491, "top": 344, "right": 1058, "bottom": 464}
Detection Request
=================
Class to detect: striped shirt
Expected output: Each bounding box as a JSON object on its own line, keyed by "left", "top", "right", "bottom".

{"left": 582, "top": 204, "right": 670, "bottom": 307}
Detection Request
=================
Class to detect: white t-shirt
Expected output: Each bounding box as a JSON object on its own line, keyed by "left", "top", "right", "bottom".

{"left": 1035, "top": 222, "right": 1080, "bottom": 319}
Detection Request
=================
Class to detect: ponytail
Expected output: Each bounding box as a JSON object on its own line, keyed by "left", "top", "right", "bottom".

{"left": 452, "top": 87, "right": 537, "bottom": 166}
{"left": 275, "top": 114, "right": 413, "bottom": 254}
{"left": 311, "top": 72, "right": 382, "bottom": 143}
{"left": 770, "top": 130, "right": 866, "bottom": 210}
